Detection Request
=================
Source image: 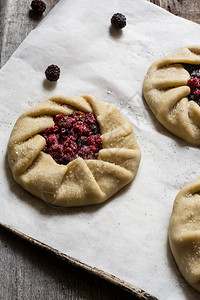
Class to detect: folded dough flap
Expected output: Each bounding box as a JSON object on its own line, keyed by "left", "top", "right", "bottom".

{"left": 18, "top": 154, "right": 105, "bottom": 207}
{"left": 8, "top": 134, "right": 46, "bottom": 177}
{"left": 101, "top": 128, "right": 137, "bottom": 149}
{"left": 170, "top": 193, "right": 200, "bottom": 236}
{"left": 80, "top": 94, "right": 107, "bottom": 116}
{"left": 48, "top": 95, "right": 93, "bottom": 113}
{"left": 153, "top": 46, "right": 200, "bottom": 69}
{"left": 151, "top": 64, "right": 190, "bottom": 89}
{"left": 24, "top": 99, "right": 75, "bottom": 117}
{"left": 54, "top": 157, "right": 105, "bottom": 207}
{"left": 152, "top": 86, "right": 200, "bottom": 144}
{"left": 174, "top": 45, "right": 200, "bottom": 63}
{"left": 97, "top": 103, "right": 131, "bottom": 134}
{"left": 169, "top": 178, "right": 200, "bottom": 291}
{"left": 98, "top": 148, "right": 141, "bottom": 174}
{"left": 170, "top": 178, "right": 200, "bottom": 234}
{"left": 86, "top": 160, "right": 133, "bottom": 200}
{"left": 159, "top": 86, "right": 190, "bottom": 114}
{"left": 18, "top": 152, "right": 67, "bottom": 203}
{"left": 162, "top": 97, "right": 191, "bottom": 133}
{"left": 188, "top": 101, "right": 200, "bottom": 127}
{"left": 9, "top": 115, "right": 54, "bottom": 144}
{"left": 170, "top": 231, "right": 200, "bottom": 292}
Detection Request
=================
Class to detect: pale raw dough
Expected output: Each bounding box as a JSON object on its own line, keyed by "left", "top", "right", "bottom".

{"left": 143, "top": 45, "right": 200, "bottom": 145}
{"left": 7, "top": 94, "right": 141, "bottom": 207}
{"left": 169, "top": 177, "right": 200, "bottom": 292}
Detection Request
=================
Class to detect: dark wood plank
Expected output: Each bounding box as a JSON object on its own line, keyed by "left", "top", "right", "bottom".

{"left": 0, "top": 0, "right": 59, "bottom": 67}
{"left": 0, "top": 227, "right": 138, "bottom": 300}
{"left": 148, "top": 0, "right": 200, "bottom": 24}
{"left": 0, "top": 0, "right": 7, "bottom": 65}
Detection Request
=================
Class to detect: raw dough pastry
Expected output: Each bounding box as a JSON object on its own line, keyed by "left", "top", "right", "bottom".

{"left": 169, "top": 177, "right": 200, "bottom": 292}
{"left": 7, "top": 94, "right": 141, "bottom": 207}
{"left": 143, "top": 45, "right": 200, "bottom": 145}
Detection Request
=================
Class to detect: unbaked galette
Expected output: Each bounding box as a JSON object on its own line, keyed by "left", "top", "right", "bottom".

{"left": 143, "top": 46, "right": 200, "bottom": 145}
{"left": 169, "top": 177, "right": 200, "bottom": 292}
{"left": 7, "top": 94, "right": 141, "bottom": 207}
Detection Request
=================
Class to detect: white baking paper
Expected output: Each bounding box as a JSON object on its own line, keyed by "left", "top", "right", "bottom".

{"left": 1, "top": 0, "right": 200, "bottom": 298}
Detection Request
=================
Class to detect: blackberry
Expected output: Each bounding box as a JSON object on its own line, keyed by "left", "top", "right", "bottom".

{"left": 191, "top": 69, "right": 200, "bottom": 79}
{"left": 111, "top": 13, "right": 126, "bottom": 29}
{"left": 45, "top": 65, "right": 60, "bottom": 81}
{"left": 31, "top": 0, "right": 46, "bottom": 14}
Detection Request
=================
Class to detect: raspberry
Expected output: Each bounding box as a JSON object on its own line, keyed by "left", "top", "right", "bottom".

{"left": 31, "top": 0, "right": 46, "bottom": 14}
{"left": 87, "top": 134, "right": 102, "bottom": 149}
{"left": 62, "top": 148, "right": 76, "bottom": 164}
{"left": 73, "top": 121, "right": 90, "bottom": 136}
{"left": 111, "top": 13, "right": 126, "bottom": 29}
{"left": 187, "top": 78, "right": 200, "bottom": 92}
{"left": 43, "top": 126, "right": 59, "bottom": 135}
{"left": 78, "top": 146, "right": 94, "bottom": 160}
{"left": 73, "top": 111, "right": 86, "bottom": 122}
{"left": 45, "top": 65, "right": 60, "bottom": 82}
{"left": 193, "top": 89, "right": 200, "bottom": 99}
{"left": 85, "top": 112, "right": 96, "bottom": 125}
{"left": 58, "top": 116, "right": 75, "bottom": 129}
{"left": 48, "top": 134, "right": 58, "bottom": 145}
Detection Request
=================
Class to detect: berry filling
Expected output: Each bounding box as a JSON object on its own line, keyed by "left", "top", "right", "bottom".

{"left": 40, "top": 111, "right": 102, "bottom": 165}
{"left": 184, "top": 64, "right": 200, "bottom": 106}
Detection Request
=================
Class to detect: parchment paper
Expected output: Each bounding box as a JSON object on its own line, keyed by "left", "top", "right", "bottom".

{"left": 1, "top": 0, "right": 200, "bottom": 298}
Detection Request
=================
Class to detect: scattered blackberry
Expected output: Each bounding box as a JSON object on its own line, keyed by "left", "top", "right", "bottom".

{"left": 111, "top": 13, "right": 126, "bottom": 29}
{"left": 45, "top": 65, "right": 60, "bottom": 81}
{"left": 31, "top": 0, "right": 46, "bottom": 14}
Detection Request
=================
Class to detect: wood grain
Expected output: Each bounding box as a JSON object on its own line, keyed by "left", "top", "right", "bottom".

{"left": 148, "top": 0, "right": 200, "bottom": 24}
{"left": 0, "top": 226, "right": 137, "bottom": 300}
{"left": 0, "top": 0, "right": 59, "bottom": 67}
{"left": 0, "top": 0, "right": 200, "bottom": 299}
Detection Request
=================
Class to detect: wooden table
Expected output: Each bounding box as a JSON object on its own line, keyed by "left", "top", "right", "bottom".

{"left": 0, "top": 1, "right": 199, "bottom": 299}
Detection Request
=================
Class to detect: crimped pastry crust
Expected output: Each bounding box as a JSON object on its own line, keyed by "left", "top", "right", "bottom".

{"left": 169, "top": 178, "right": 200, "bottom": 292}
{"left": 7, "top": 94, "right": 141, "bottom": 207}
{"left": 143, "top": 46, "right": 200, "bottom": 145}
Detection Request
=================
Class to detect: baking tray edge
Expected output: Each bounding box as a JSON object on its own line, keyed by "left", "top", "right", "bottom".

{"left": 0, "top": 222, "right": 158, "bottom": 300}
